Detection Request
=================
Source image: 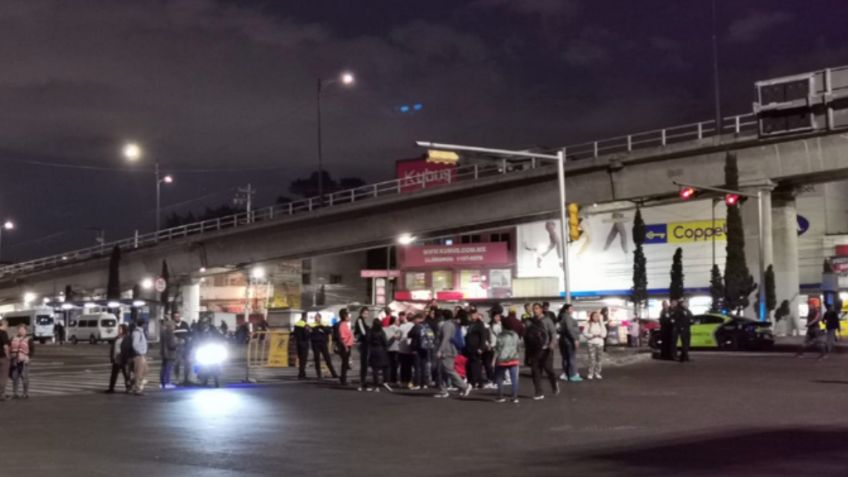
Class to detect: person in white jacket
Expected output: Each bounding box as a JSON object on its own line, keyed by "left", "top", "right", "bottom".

{"left": 582, "top": 311, "right": 608, "bottom": 380}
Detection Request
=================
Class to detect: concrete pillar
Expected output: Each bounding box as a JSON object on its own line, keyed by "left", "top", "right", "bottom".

{"left": 773, "top": 193, "right": 802, "bottom": 335}
{"left": 740, "top": 179, "right": 775, "bottom": 318}
{"left": 181, "top": 281, "right": 201, "bottom": 324}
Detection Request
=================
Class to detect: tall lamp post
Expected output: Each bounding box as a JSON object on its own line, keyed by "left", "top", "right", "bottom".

{"left": 316, "top": 71, "right": 355, "bottom": 204}
{"left": 414, "top": 141, "right": 572, "bottom": 303}
{"left": 0, "top": 220, "right": 15, "bottom": 263}
{"left": 123, "top": 143, "right": 174, "bottom": 232}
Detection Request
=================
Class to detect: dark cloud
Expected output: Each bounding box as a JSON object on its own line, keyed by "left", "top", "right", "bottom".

{"left": 727, "top": 10, "right": 793, "bottom": 43}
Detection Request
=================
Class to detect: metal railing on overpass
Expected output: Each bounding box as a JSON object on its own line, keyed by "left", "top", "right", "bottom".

{"left": 0, "top": 111, "right": 760, "bottom": 279}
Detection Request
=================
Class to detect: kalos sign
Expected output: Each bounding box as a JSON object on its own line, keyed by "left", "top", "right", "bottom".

{"left": 396, "top": 158, "right": 456, "bottom": 193}
{"left": 401, "top": 243, "right": 510, "bottom": 268}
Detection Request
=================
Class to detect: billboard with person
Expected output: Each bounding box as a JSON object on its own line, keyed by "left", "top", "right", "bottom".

{"left": 516, "top": 201, "right": 728, "bottom": 295}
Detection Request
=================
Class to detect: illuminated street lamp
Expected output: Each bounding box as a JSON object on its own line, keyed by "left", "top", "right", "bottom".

{"left": 123, "top": 142, "right": 174, "bottom": 232}
{"left": 316, "top": 71, "right": 356, "bottom": 204}
{"left": 397, "top": 233, "right": 416, "bottom": 245}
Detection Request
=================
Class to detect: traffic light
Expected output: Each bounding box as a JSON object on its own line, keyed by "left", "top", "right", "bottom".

{"left": 567, "top": 202, "right": 583, "bottom": 242}
{"left": 679, "top": 186, "right": 697, "bottom": 200}
{"left": 725, "top": 193, "right": 740, "bottom": 206}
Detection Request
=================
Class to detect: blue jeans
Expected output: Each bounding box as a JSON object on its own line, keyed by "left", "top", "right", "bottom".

{"left": 160, "top": 359, "right": 174, "bottom": 386}
{"left": 495, "top": 365, "right": 519, "bottom": 399}
{"left": 560, "top": 339, "right": 578, "bottom": 377}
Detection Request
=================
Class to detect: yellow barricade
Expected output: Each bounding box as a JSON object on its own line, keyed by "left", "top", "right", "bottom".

{"left": 247, "top": 330, "right": 291, "bottom": 368}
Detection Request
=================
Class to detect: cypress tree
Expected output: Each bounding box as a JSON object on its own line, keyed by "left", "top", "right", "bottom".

{"left": 723, "top": 153, "right": 757, "bottom": 313}
{"left": 106, "top": 245, "right": 121, "bottom": 301}
{"left": 709, "top": 264, "right": 724, "bottom": 312}
{"left": 670, "top": 248, "right": 684, "bottom": 300}
{"left": 631, "top": 207, "right": 648, "bottom": 312}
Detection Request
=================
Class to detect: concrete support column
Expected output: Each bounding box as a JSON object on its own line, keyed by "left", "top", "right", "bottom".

{"left": 773, "top": 193, "right": 802, "bottom": 335}
{"left": 740, "top": 179, "right": 775, "bottom": 318}
{"left": 181, "top": 280, "right": 201, "bottom": 324}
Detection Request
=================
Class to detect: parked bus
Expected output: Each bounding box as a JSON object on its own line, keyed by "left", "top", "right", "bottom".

{"left": 2, "top": 307, "right": 56, "bottom": 344}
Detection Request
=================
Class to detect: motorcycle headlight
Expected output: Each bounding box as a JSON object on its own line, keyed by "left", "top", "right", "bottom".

{"left": 195, "top": 343, "right": 228, "bottom": 366}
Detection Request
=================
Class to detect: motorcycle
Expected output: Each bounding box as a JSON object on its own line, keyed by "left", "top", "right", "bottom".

{"left": 193, "top": 341, "right": 228, "bottom": 387}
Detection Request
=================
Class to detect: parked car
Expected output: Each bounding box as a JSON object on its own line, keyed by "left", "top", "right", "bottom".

{"left": 649, "top": 313, "right": 774, "bottom": 351}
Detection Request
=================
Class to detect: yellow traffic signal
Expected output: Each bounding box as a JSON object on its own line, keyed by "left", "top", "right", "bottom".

{"left": 567, "top": 203, "right": 583, "bottom": 242}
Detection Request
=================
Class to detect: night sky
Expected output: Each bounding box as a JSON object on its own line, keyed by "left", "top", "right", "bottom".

{"left": 2, "top": 0, "right": 847, "bottom": 261}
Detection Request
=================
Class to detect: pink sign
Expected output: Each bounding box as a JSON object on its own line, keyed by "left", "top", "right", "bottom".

{"left": 396, "top": 158, "right": 456, "bottom": 193}
{"left": 400, "top": 243, "right": 510, "bottom": 268}
{"left": 360, "top": 269, "right": 402, "bottom": 278}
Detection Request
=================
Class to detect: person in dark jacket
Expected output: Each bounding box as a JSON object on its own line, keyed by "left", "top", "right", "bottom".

{"left": 293, "top": 313, "right": 312, "bottom": 379}
{"left": 557, "top": 304, "right": 583, "bottom": 382}
{"left": 159, "top": 318, "right": 178, "bottom": 389}
{"left": 173, "top": 312, "right": 193, "bottom": 385}
{"left": 354, "top": 308, "right": 371, "bottom": 391}
{"left": 106, "top": 324, "right": 130, "bottom": 393}
{"left": 528, "top": 303, "right": 559, "bottom": 399}
{"left": 824, "top": 304, "right": 841, "bottom": 355}
{"left": 464, "top": 312, "right": 487, "bottom": 389}
{"left": 310, "top": 313, "right": 338, "bottom": 380}
{"left": 367, "top": 319, "right": 392, "bottom": 392}
{"left": 671, "top": 299, "right": 693, "bottom": 362}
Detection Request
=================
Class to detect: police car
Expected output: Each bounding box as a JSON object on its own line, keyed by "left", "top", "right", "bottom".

{"left": 649, "top": 313, "right": 774, "bottom": 351}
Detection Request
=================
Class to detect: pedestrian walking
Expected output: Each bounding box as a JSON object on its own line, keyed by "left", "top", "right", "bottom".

{"left": 159, "top": 317, "right": 177, "bottom": 389}
{"left": 433, "top": 312, "right": 471, "bottom": 399}
{"left": 173, "top": 312, "right": 192, "bottom": 385}
{"left": 310, "top": 313, "right": 338, "bottom": 380}
{"left": 824, "top": 304, "right": 840, "bottom": 356}
{"left": 493, "top": 319, "right": 521, "bottom": 403}
{"left": 367, "top": 319, "right": 392, "bottom": 392}
{"left": 600, "top": 306, "right": 611, "bottom": 351}
{"left": 798, "top": 301, "right": 825, "bottom": 358}
{"left": 0, "top": 319, "right": 10, "bottom": 401}
{"left": 671, "top": 299, "right": 693, "bottom": 362}
{"left": 106, "top": 324, "right": 130, "bottom": 393}
{"left": 384, "top": 315, "right": 400, "bottom": 385}
{"left": 557, "top": 304, "right": 583, "bottom": 382}
{"left": 130, "top": 319, "right": 148, "bottom": 396}
{"left": 335, "top": 309, "right": 354, "bottom": 385}
{"left": 465, "top": 311, "right": 487, "bottom": 389}
{"left": 527, "top": 303, "right": 559, "bottom": 400}
{"left": 659, "top": 300, "right": 674, "bottom": 360}
{"left": 293, "top": 312, "right": 312, "bottom": 380}
{"left": 583, "top": 311, "right": 607, "bottom": 380}
{"left": 10, "top": 324, "right": 33, "bottom": 399}
{"left": 354, "top": 307, "right": 371, "bottom": 391}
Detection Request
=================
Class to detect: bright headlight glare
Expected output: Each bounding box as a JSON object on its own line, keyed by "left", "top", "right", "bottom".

{"left": 195, "top": 343, "right": 227, "bottom": 365}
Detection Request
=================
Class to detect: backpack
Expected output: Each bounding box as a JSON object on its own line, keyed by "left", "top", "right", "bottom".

{"left": 420, "top": 325, "right": 436, "bottom": 350}
{"left": 450, "top": 325, "right": 465, "bottom": 352}
{"left": 524, "top": 321, "right": 548, "bottom": 354}
{"left": 120, "top": 332, "right": 137, "bottom": 360}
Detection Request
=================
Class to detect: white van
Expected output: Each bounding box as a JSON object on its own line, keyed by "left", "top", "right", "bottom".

{"left": 3, "top": 307, "right": 56, "bottom": 344}
{"left": 68, "top": 313, "right": 119, "bottom": 344}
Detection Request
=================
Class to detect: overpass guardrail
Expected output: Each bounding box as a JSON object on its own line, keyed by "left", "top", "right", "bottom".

{"left": 0, "top": 110, "right": 763, "bottom": 279}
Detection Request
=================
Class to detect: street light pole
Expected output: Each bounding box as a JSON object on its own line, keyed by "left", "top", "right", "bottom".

{"left": 415, "top": 141, "right": 572, "bottom": 302}
{"left": 0, "top": 220, "right": 14, "bottom": 263}
{"left": 674, "top": 180, "right": 767, "bottom": 320}
{"left": 155, "top": 161, "right": 161, "bottom": 232}
{"left": 316, "top": 79, "right": 325, "bottom": 205}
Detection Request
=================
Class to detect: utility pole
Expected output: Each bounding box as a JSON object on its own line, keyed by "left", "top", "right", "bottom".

{"left": 235, "top": 184, "right": 255, "bottom": 222}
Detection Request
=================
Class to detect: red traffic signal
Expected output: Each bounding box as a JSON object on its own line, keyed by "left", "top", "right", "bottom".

{"left": 725, "top": 194, "right": 740, "bottom": 206}
{"left": 679, "top": 187, "right": 696, "bottom": 200}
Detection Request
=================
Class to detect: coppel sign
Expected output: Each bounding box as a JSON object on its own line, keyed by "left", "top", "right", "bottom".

{"left": 643, "top": 219, "right": 727, "bottom": 244}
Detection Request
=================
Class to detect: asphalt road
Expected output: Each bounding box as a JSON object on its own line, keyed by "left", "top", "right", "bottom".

{"left": 3, "top": 347, "right": 848, "bottom": 476}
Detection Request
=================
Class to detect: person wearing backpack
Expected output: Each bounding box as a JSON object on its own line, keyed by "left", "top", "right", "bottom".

{"left": 494, "top": 320, "right": 521, "bottom": 403}
{"left": 433, "top": 311, "right": 471, "bottom": 399}
{"left": 106, "top": 324, "right": 130, "bottom": 393}
{"left": 9, "top": 324, "right": 34, "bottom": 399}
{"left": 408, "top": 313, "right": 429, "bottom": 389}
{"left": 354, "top": 307, "right": 371, "bottom": 391}
{"left": 527, "top": 303, "right": 559, "bottom": 400}
{"left": 465, "top": 312, "right": 487, "bottom": 389}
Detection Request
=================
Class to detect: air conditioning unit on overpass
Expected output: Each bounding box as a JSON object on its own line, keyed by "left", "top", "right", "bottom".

{"left": 754, "top": 65, "right": 848, "bottom": 137}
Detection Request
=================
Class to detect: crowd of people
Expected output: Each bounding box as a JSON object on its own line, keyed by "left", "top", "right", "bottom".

{"left": 292, "top": 301, "right": 617, "bottom": 402}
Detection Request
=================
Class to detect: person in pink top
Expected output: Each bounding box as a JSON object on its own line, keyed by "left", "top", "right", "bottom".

{"left": 335, "top": 309, "right": 355, "bottom": 386}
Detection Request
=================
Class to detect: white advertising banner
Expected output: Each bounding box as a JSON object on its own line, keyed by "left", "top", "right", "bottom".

{"left": 517, "top": 201, "right": 728, "bottom": 295}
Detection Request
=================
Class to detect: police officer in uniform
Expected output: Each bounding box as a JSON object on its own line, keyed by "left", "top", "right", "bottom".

{"left": 671, "top": 299, "right": 693, "bottom": 362}
{"left": 293, "top": 312, "right": 312, "bottom": 379}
